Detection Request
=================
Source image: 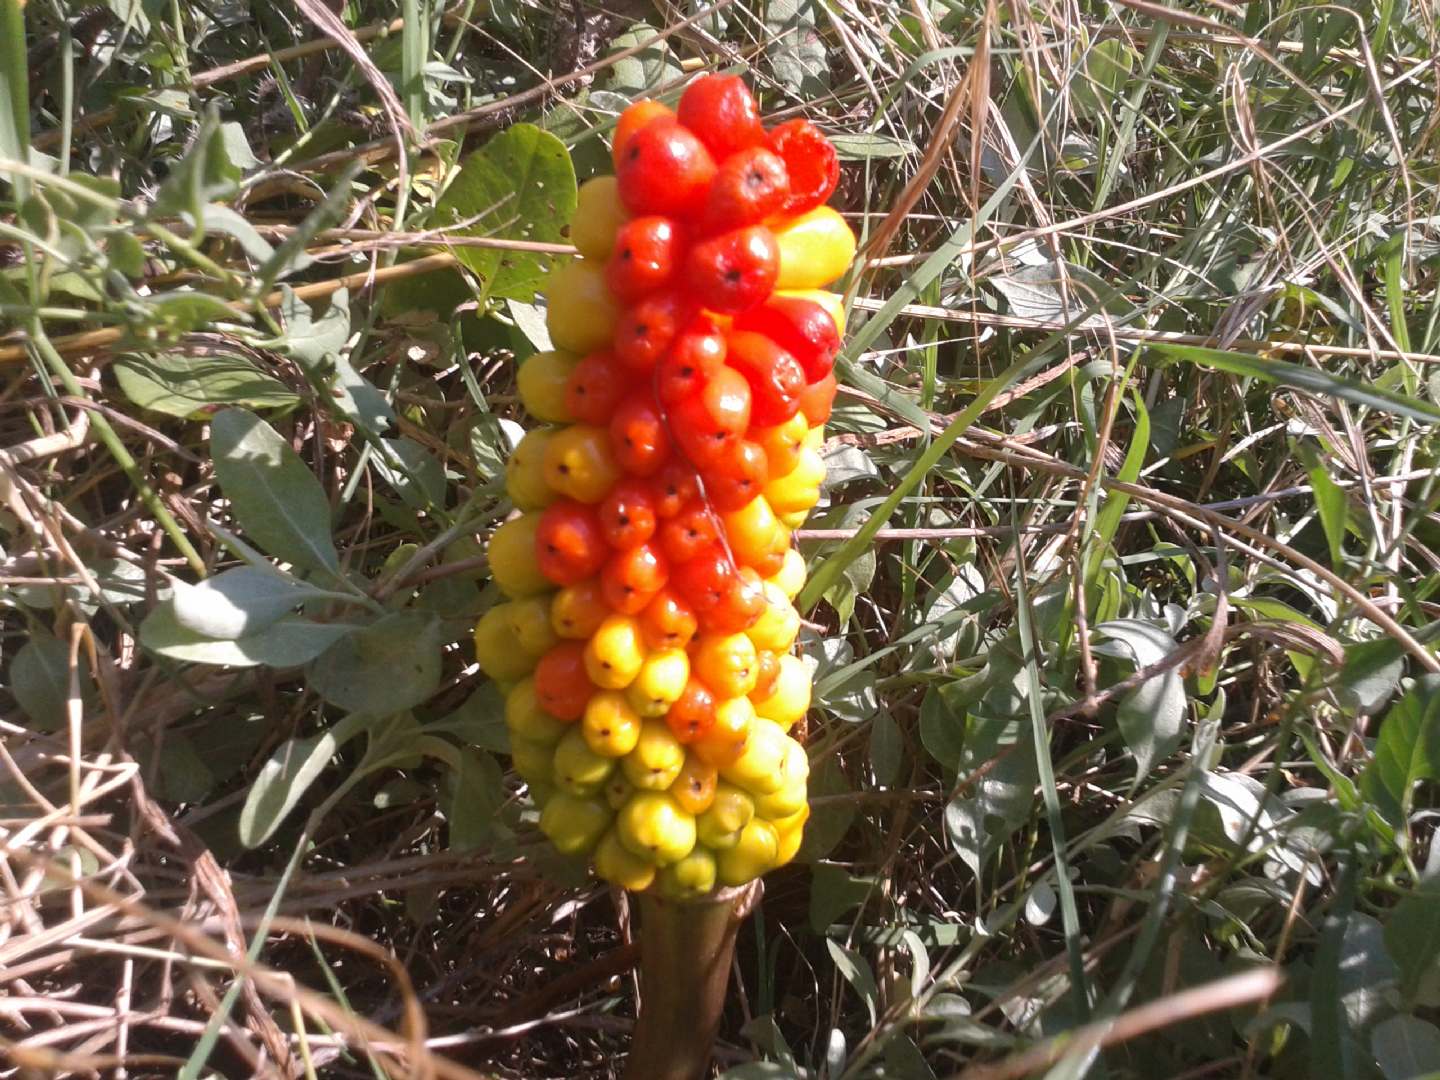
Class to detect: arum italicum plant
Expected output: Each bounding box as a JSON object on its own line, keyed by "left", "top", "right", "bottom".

{"left": 472, "top": 75, "right": 855, "bottom": 1077}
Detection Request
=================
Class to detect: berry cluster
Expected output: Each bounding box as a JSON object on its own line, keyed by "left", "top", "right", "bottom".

{"left": 474, "top": 76, "right": 856, "bottom": 899}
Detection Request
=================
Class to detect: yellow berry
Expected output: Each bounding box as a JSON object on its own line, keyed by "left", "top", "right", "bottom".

{"left": 553, "top": 727, "right": 616, "bottom": 796}
{"left": 625, "top": 648, "right": 691, "bottom": 717}
{"left": 720, "top": 718, "right": 789, "bottom": 795}
{"left": 506, "top": 428, "right": 557, "bottom": 511}
{"left": 754, "top": 413, "right": 809, "bottom": 476}
{"left": 517, "top": 350, "right": 579, "bottom": 423}
{"left": 767, "top": 547, "right": 807, "bottom": 601}
{"left": 551, "top": 578, "right": 609, "bottom": 639}
{"left": 582, "top": 690, "right": 643, "bottom": 758}
{"left": 506, "top": 678, "right": 571, "bottom": 742}
{"left": 570, "top": 177, "right": 627, "bottom": 261}
{"left": 764, "top": 447, "right": 825, "bottom": 519}
{"left": 543, "top": 424, "right": 623, "bottom": 504}
{"left": 617, "top": 791, "right": 697, "bottom": 866}
{"left": 508, "top": 595, "right": 560, "bottom": 659}
{"left": 474, "top": 604, "right": 537, "bottom": 682}
{"left": 715, "top": 818, "right": 780, "bottom": 885}
{"left": 545, "top": 259, "right": 621, "bottom": 354}
{"left": 584, "top": 613, "right": 646, "bottom": 689}
{"left": 656, "top": 848, "right": 718, "bottom": 900}
{"left": 487, "top": 513, "right": 550, "bottom": 598}
{"left": 595, "top": 827, "right": 656, "bottom": 890}
{"left": 721, "top": 497, "right": 788, "bottom": 567}
{"left": 745, "top": 582, "right": 800, "bottom": 654}
{"left": 696, "top": 782, "right": 754, "bottom": 849}
{"left": 539, "top": 792, "right": 612, "bottom": 856}
{"left": 751, "top": 653, "right": 811, "bottom": 730}
{"left": 773, "top": 206, "right": 857, "bottom": 290}
{"left": 692, "top": 633, "right": 760, "bottom": 698}
{"left": 772, "top": 804, "right": 810, "bottom": 867}
{"left": 621, "top": 719, "right": 687, "bottom": 791}
{"left": 604, "top": 773, "right": 636, "bottom": 810}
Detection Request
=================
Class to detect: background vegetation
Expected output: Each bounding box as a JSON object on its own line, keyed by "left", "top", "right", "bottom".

{"left": 2, "top": 0, "right": 1439, "bottom": 1076}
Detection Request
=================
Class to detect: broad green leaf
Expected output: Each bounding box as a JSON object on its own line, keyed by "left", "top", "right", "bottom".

{"left": 601, "top": 23, "right": 682, "bottom": 96}
{"left": 169, "top": 566, "right": 317, "bottom": 640}
{"left": 826, "top": 940, "right": 879, "bottom": 1024}
{"left": 1385, "top": 876, "right": 1440, "bottom": 1004}
{"left": 238, "top": 712, "right": 376, "bottom": 847}
{"left": 766, "top": 0, "right": 829, "bottom": 97}
{"left": 1360, "top": 676, "right": 1440, "bottom": 827}
{"left": 1072, "top": 38, "right": 1138, "bottom": 117}
{"left": 433, "top": 124, "right": 577, "bottom": 301}
{"left": 1148, "top": 342, "right": 1440, "bottom": 424}
{"left": 273, "top": 288, "right": 392, "bottom": 432}
{"left": 1335, "top": 637, "right": 1407, "bottom": 715}
{"left": 372, "top": 437, "right": 447, "bottom": 509}
{"left": 148, "top": 291, "right": 243, "bottom": 334}
{"left": 868, "top": 709, "right": 902, "bottom": 786}
{"left": 1372, "top": 1015, "right": 1440, "bottom": 1080}
{"left": 210, "top": 408, "right": 340, "bottom": 576}
{"left": 809, "top": 863, "right": 874, "bottom": 933}
{"left": 113, "top": 352, "right": 299, "bottom": 419}
{"left": 306, "top": 611, "right": 444, "bottom": 715}
{"left": 1098, "top": 619, "right": 1186, "bottom": 783}
{"left": 139, "top": 603, "right": 357, "bottom": 667}
{"left": 443, "top": 748, "right": 505, "bottom": 851}
{"left": 829, "top": 132, "right": 919, "bottom": 160}
{"left": 11, "top": 635, "right": 90, "bottom": 731}
{"left": 149, "top": 108, "right": 243, "bottom": 219}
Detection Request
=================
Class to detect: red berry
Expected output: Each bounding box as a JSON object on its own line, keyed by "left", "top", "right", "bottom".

{"left": 598, "top": 480, "right": 659, "bottom": 548}
{"left": 684, "top": 226, "right": 779, "bottom": 314}
{"left": 797, "top": 370, "right": 838, "bottom": 426}
{"left": 606, "top": 216, "right": 683, "bottom": 302}
{"left": 616, "top": 119, "right": 716, "bottom": 218}
{"left": 703, "top": 439, "right": 769, "bottom": 511}
{"left": 672, "top": 543, "right": 736, "bottom": 614}
{"left": 536, "top": 500, "right": 610, "bottom": 586}
{"left": 601, "top": 542, "right": 668, "bottom": 615}
{"left": 652, "top": 460, "right": 701, "bottom": 518}
{"left": 703, "top": 569, "right": 766, "bottom": 633}
{"left": 677, "top": 75, "right": 765, "bottom": 161}
{"left": 564, "top": 350, "right": 627, "bottom": 426}
{"left": 664, "top": 677, "right": 717, "bottom": 743}
{"left": 703, "top": 147, "right": 790, "bottom": 232}
{"left": 609, "top": 393, "right": 671, "bottom": 476}
{"left": 767, "top": 118, "right": 839, "bottom": 214}
{"left": 534, "top": 642, "right": 595, "bottom": 720}
{"left": 725, "top": 330, "right": 806, "bottom": 426}
{"left": 614, "top": 290, "right": 694, "bottom": 374}
{"left": 612, "top": 100, "right": 675, "bottom": 168}
{"left": 733, "top": 296, "right": 841, "bottom": 382}
{"left": 639, "top": 587, "right": 699, "bottom": 651}
{"left": 658, "top": 501, "right": 721, "bottom": 564}
{"left": 670, "top": 366, "right": 752, "bottom": 468}
{"left": 656, "top": 318, "right": 727, "bottom": 406}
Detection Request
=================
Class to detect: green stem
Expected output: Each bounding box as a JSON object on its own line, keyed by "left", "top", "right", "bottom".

{"left": 624, "top": 883, "right": 759, "bottom": 1080}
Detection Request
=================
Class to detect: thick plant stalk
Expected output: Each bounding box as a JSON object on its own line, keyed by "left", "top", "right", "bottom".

{"left": 625, "top": 882, "right": 761, "bottom": 1080}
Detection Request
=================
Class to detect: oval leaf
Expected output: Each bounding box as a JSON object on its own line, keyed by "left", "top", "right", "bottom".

{"left": 306, "top": 611, "right": 444, "bottom": 714}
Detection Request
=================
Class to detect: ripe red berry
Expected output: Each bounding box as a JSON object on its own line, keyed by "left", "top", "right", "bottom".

{"left": 733, "top": 296, "right": 841, "bottom": 382}
{"left": 564, "top": 350, "right": 627, "bottom": 426}
{"left": 658, "top": 501, "right": 721, "bottom": 564}
{"left": 598, "top": 480, "right": 658, "bottom": 548}
{"left": 670, "top": 366, "right": 752, "bottom": 468}
{"left": 606, "top": 216, "right": 683, "bottom": 302}
{"left": 612, "top": 100, "right": 675, "bottom": 168}
{"left": 616, "top": 119, "right": 716, "bottom": 218}
{"left": 677, "top": 75, "right": 766, "bottom": 161}
{"left": 725, "top": 330, "right": 806, "bottom": 426}
{"left": 767, "top": 118, "right": 840, "bottom": 214}
{"left": 672, "top": 543, "right": 736, "bottom": 614}
{"left": 601, "top": 542, "right": 668, "bottom": 614}
{"left": 639, "top": 587, "right": 699, "bottom": 651}
{"left": 703, "top": 569, "right": 767, "bottom": 633}
{"left": 665, "top": 677, "right": 718, "bottom": 743}
{"left": 614, "top": 290, "right": 693, "bottom": 374}
{"left": 703, "top": 439, "right": 769, "bottom": 512}
{"left": 684, "top": 226, "right": 779, "bottom": 314}
{"left": 797, "top": 370, "right": 838, "bottom": 426}
{"left": 609, "top": 393, "right": 671, "bottom": 476}
{"left": 652, "top": 460, "right": 701, "bottom": 518}
{"left": 534, "top": 641, "right": 595, "bottom": 720}
{"left": 536, "top": 500, "right": 610, "bottom": 586}
{"left": 703, "top": 147, "right": 791, "bottom": 232}
{"left": 656, "top": 319, "right": 727, "bottom": 406}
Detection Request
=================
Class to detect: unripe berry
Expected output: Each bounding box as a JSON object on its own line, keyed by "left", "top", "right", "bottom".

{"left": 540, "top": 792, "right": 613, "bottom": 855}
{"left": 584, "top": 613, "right": 647, "bottom": 689}
{"left": 617, "top": 791, "right": 697, "bottom": 865}
{"left": 517, "top": 350, "right": 580, "bottom": 422}
{"left": 487, "top": 513, "right": 549, "bottom": 598}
